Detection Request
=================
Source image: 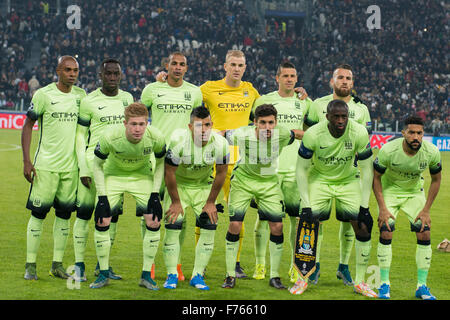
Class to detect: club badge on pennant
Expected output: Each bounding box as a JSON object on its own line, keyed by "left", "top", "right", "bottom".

{"left": 294, "top": 218, "right": 319, "bottom": 280}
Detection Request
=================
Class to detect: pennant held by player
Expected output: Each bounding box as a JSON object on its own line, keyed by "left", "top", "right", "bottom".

{"left": 293, "top": 218, "right": 319, "bottom": 280}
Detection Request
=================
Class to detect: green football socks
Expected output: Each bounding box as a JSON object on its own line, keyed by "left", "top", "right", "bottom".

{"left": 254, "top": 218, "right": 269, "bottom": 265}
{"left": 53, "top": 217, "right": 70, "bottom": 262}
{"left": 26, "top": 216, "right": 44, "bottom": 263}
{"left": 416, "top": 244, "right": 431, "bottom": 288}
{"left": 192, "top": 229, "right": 215, "bottom": 275}
{"left": 94, "top": 228, "right": 111, "bottom": 271}
{"left": 339, "top": 222, "right": 355, "bottom": 265}
{"left": 143, "top": 228, "right": 160, "bottom": 272}
{"left": 377, "top": 242, "right": 392, "bottom": 285}
{"left": 73, "top": 217, "right": 89, "bottom": 263}
{"left": 354, "top": 239, "right": 371, "bottom": 284}
{"left": 269, "top": 234, "right": 284, "bottom": 279}
{"left": 225, "top": 232, "right": 240, "bottom": 277}
{"left": 163, "top": 229, "right": 181, "bottom": 275}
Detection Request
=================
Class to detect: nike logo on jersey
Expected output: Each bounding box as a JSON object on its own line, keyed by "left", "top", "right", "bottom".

{"left": 157, "top": 94, "right": 165, "bottom": 97}
{"left": 98, "top": 106, "right": 107, "bottom": 110}
{"left": 51, "top": 101, "right": 59, "bottom": 105}
{"left": 391, "top": 163, "right": 400, "bottom": 166}
{"left": 218, "top": 92, "right": 225, "bottom": 95}
{"left": 319, "top": 146, "right": 328, "bottom": 149}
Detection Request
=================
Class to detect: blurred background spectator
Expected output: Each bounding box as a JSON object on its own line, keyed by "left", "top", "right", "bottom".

{"left": 0, "top": 0, "right": 448, "bottom": 133}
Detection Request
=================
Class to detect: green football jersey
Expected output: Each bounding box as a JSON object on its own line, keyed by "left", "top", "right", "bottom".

{"left": 166, "top": 129, "right": 230, "bottom": 187}
{"left": 227, "top": 125, "right": 294, "bottom": 180}
{"left": 140, "top": 80, "right": 203, "bottom": 142}
{"left": 299, "top": 120, "right": 372, "bottom": 184}
{"left": 26, "top": 82, "right": 86, "bottom": 172}
{"left": 304, "top": 94, "right": 371, "bottom": 131}
{"left": 374, "top": 138, "right": 442, "bottom": 195}
{"left": 254, "top": 91, "right": 309, "bottom": 173}
{"left": 78, "top": 88, "right": 134, "bottom": 162}
{"left": 94, "top": 125, "right": 166, "bottom": 176}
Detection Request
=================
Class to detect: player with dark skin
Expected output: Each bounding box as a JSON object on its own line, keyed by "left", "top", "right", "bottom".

{"left": 80, "top": 61, "right": 122, "bottom": 189}
{"left": 22, "top": 56, "right": 80, "bottom": 183}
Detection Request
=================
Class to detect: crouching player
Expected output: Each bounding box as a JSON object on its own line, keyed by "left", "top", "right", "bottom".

{"left": 162, "top": 106, "right": 229, "bottom": 290}
{"left": 373, "top": 115, "right": 442, "bottom": 300}
{"left": 90, "top": 103, "right": 166, "bottom": 290}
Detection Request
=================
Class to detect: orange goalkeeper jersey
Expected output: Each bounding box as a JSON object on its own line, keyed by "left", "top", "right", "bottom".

{"left": 200, "top": 78, "right": 260, "bottom": 131}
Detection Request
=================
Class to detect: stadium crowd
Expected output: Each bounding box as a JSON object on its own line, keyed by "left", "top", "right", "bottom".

{"left": 0, "top": 0, "right": 448, "bottom": 134}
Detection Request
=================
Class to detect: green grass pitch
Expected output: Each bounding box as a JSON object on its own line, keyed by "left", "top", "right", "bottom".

{"left": 0, "top": 128, "right": 448, "bottom": 301}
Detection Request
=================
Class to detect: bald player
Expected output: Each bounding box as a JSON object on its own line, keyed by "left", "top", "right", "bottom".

{"left": 303, "top": 64, "right": 372, "bottom": 286}
{"left": 23, "top": 56, "right": 87, "bottom": 280}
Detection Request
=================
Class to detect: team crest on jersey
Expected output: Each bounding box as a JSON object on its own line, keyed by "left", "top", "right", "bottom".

{"left": 76, "top": 99, "right": 81, "bottom": 107}
{"left": 123, "top": 100, "right": 129, "bottom": 106}
{"left": 203, "top": 151, "right": 215, "bottom": 164}
{"left": 143, "top": 147, "right": 152, "bottom": 155}
{"left": 419, "top": 161, "right": 427, "bottom": 170}
{"left": 349, "top": 110, "right": 355, "bottom": 119}
{"left": 295, "top": 101, "right": 301, "bottom": 109}
{"left": 184, "top": 92, "right": 191, "bottom": 101}
{"left": 33, "top": 198, "right": 41, "bottom": 208}
{"left": 344, "top": 141, "right": 353, "bottom": 150}
{"left": 243, "top": 90, "right": 249, "bottom": 97}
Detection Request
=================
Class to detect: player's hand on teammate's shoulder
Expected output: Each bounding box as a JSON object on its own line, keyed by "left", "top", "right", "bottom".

{"left": 156, "top": 71, "right": 167, "bottom": 82}
{"left": 294, "top": 87, "right": 308, "bottom": 100}
{"left": 80, "top": 176, "right": 92, "bottom": 189}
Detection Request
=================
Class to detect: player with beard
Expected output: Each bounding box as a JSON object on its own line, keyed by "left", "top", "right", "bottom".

{"left": 373, "top": 115, "right": 442, "bottom": 300}
{"left": 303, "top": 64, "right": 372, "bottom": 287}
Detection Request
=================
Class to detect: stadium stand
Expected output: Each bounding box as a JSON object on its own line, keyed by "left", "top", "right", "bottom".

{"left": 0, "top": 0, "right": 448, "bottom": 133}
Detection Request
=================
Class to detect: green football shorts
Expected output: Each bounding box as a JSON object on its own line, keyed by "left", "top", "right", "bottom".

{"left": 228, "top": 172, "right": 285, "bottom": 223}
{"left": 26, "top": 169, "right": 78, "bottom": 214}
{"left": 105, "top": 174, "right": 152, "bottom": 217}
{"left": 163, "top": 184, "right": 216, "bottom": 230}
{"left": 309, "top": 178, "right": 361, "bottom": 222}
{"left": 379, "top": 191, "right": 428, "bottom": 232}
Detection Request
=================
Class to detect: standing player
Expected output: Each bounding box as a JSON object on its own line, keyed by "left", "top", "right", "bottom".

{"left": 90, "top": 103, "right": 166, "bottom": 289}
{"left": 73, "top": 58, "right": 134, "bottom": 281}
{"left": 373, "top": 116, "right": 442, "bottom": 300}
{"left": 22, "top": 56, "right": 86, "bottom": 280}
{"left": 303, "top": 64, "right": 372, "bottom": 286}
{"left": 200, "top": 50, "right": 260, "bottom": 278}
{"left": 162, "top": 107, "right": 229, "bottom": 290}
{"left": 141, "top": 52, "right": 203, "bottom": 281}
{"left": 251, "top": 61, "right": 310, "bottom": 282}
{"left": 291, "top": 100, "right": 376, "bottom": 297}
{"left": 222, "top": 104, "right": 303, "bottom": 289}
